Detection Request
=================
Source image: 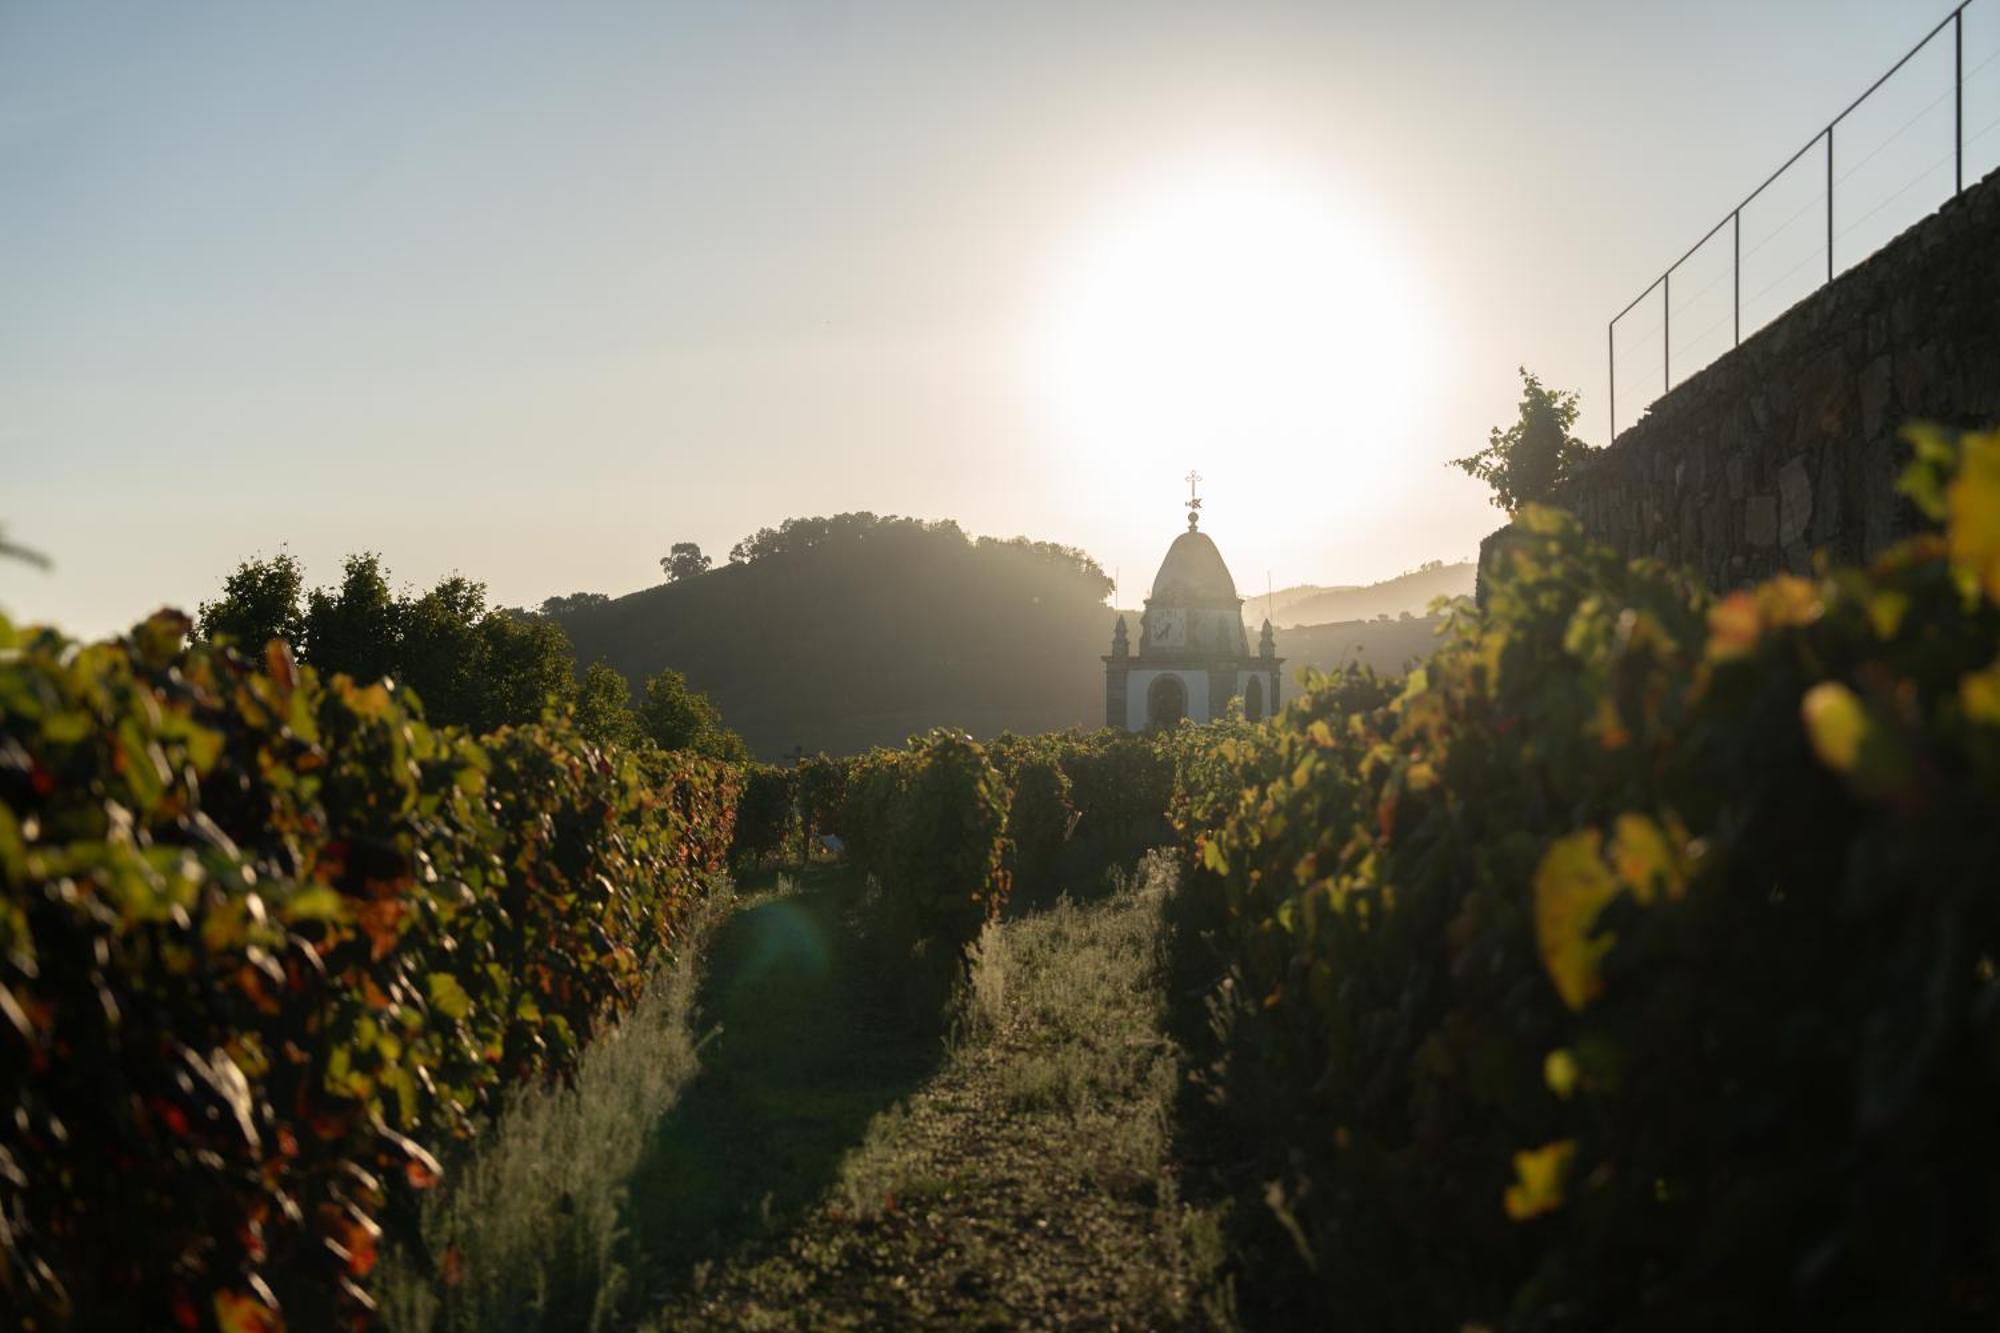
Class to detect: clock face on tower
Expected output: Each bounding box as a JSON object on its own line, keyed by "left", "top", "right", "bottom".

{"left": 1149, "top": 610, "right": 1186, "bottom": 647}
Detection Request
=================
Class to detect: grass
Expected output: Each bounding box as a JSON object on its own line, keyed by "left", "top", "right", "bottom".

{"left": 617, "top": 864, "right": 948, "bottom": 1306}
{"left": 647, "top": 851, "right": 1233, "bottom": 1330}
{"left": 376, "top": 876, "right": 736, "bottom": 1333}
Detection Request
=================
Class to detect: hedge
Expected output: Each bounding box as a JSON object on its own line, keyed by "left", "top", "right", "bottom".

{"left": 0, "top": 614, "right": 738, "bottom": 1331}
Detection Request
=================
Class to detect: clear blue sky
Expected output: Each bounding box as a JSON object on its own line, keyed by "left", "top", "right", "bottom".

{"left": 5, "top": 0, "right": 1994, "bottom": 635}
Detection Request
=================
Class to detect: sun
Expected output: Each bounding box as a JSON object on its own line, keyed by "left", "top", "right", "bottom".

{"left": 1040, "top": 161, "right": 1424, "bottom": 512}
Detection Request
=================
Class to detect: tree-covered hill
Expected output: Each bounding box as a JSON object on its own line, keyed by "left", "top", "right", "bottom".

{"left": 556, "top": 515, "right": 1121, "bottom": 758}
{"left": 1253, "top": 559, "right": 1474, "bottom": 627}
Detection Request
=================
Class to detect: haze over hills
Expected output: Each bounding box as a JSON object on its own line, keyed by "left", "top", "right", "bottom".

{"left": 553, "top": 514, "right": 1463, "bottom": 758}
{"left": 1245, "top": 560, "right": 1476, "bottom": 628}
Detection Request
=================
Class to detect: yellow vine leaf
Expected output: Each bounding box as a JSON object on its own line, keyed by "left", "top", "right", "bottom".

{"left": 1532, "top": 830, "right": 1619, "bottom": 1011}
{"left": 1801, "top": 682, "right": 1866, "bottom": 774}
{"left": 425, "top": 973, "right": 473, "bottom": 1021}
{"left": 1609, "top": 813, "right": 1684, "bottom": 904}
{"left": 1705, "top": 591, "right": 1761, "bottom": 661}
{"left": 1802, "top": 681, "right": 1914, "bottom": 801}
{"left": 1867, "top": 590, "right": 1910, "bottom": 641}
{"left": 1962, "top": 660, "right": 2000, "bottom": 726}
{"left": 1543, "top": 1048, "right": 1580, "bottom": 1100}
{"left": 1503, "top": 1140, "right": 1576, "bottom": 1221}
{"left": 1947, "top": 429, "right": 2000, "bottom": 602}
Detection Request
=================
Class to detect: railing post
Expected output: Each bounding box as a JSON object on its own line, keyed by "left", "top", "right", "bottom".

{"left": 1663, "top": 271, "right": 1671, "bottom": 392}
{"left": 1733, "top": 209, "right": 1741, "bottom": 346}
{"left": 1825, "top": 126, "right": 1835, "bottom": 281}
{"left": 1957, "top": 7, "right": 1965, "bottom": 196}
{"left": 1608, "top": 322, "right": 1616, "bottom": 443}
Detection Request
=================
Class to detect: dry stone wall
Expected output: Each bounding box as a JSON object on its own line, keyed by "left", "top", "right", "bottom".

{"left": 1486, "top": 164, "right": 2000, "bottom": 596}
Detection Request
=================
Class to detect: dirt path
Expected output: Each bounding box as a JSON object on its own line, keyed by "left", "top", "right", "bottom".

{"left": 637, "top": 859, "right": 1218, "bottom": 1331}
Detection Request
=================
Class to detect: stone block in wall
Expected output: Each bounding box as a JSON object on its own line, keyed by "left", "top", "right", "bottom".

{"left": 1746, "top": 495, "right": 1777, "bottom": 548}
{"left": 1860, "top": 355, "right": 1893, "bottom": 437}
{"left": 1813, "top": 447, "right": 1844, "bottom": 549}
{"left": 1702, "top": 491, "right": 1730, "bottom": 566}
{"left": 1863, "top": 434, "right": 1899, "bottom": 553}
{"left": 1778, "top": 456, "right": 1812, "bottom": 547}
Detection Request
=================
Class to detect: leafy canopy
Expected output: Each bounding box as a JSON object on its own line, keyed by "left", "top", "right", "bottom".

{"left": 1449, "top": 367, "right": 1592, "bottom": 513}
{"left": 638, "top": 667, "right": 748, "bottom": 762}
{"left": 660, "top": 542, "right": 712, "bottom": 582}
{"left": 197, "top": 550, "right": 306, "bottom": 650}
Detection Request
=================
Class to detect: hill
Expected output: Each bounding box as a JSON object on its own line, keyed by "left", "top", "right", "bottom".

{"left": 1273, "top": 614, "right": 1447, "bottom": 679}
{"left": 556, "top": 515, "right": 1121, "bottom": 758}
{"left": 1251, "top": 561, "right": 1475, "bottom": 627}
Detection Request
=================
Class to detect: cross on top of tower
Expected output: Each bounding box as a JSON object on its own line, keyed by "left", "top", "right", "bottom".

{"left": 1184, "top": 470, "right": 1203, "bottom": 531}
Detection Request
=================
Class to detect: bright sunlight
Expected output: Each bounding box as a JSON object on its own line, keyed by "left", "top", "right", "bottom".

{"left": 1042, "top": 161, "right": 1426, "bottom": 506}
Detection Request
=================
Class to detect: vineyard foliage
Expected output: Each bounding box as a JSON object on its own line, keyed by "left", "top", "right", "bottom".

{"left": 1182, "top": 426, "right": 2000, "bottom": 1330}
{"left": 0, "top": 615, "right": 738, "bottom": 1331}
{"left": 836, "top": 731, "right": 1013, "bottom": 959}
{"left": 727, "top": 763, "right": 797, "bottom": 867}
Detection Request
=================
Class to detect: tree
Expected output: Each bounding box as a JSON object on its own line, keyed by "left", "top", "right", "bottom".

{"left": 637, "top": 668, "right": 746, "bottom": 761}
{"left": 471, "top": 610, "right": 578, "bottom": 734}
{"left": 198, "top": 552, "right": 305, "bottom": 651}
{"left": 397, "top": 574, "right": 492, "bottom": 726}
{"left": 573, "top": 661, "right": 640, "bottom": 747}
{"left": 1448, "top": 368, "right": 1591, "bottom": 513}
{"left": 539, "top": 591, "right": 609, "bottom": 617}
{"left": 660, "top": 543, "right": 712, "bottom": 582}
{"left": 303, "top": 553, "right": 400, "bottom": 685}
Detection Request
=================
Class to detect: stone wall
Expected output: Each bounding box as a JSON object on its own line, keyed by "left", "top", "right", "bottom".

{"left": 1486, "top": 164, "right": 2000, "bottom": 597}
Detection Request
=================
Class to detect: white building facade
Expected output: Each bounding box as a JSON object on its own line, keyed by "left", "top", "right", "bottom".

{"left": 1105, "top": 508, "right": 1282, "bottom": 730}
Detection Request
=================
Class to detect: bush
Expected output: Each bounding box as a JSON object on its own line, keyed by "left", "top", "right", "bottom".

{"left": 0, "top": 614, "right": 739, "bottom": 1330}
{"left": 1002, "top": 754, "right": 1073, "bottom": 909}
{"left": 729, "top": 764, "right": 797, "bottom": 867}
{"left": 1181, "top": 427, "right": 2000, "bottom": 1331}
{"left": 835, "top": 731, "right": 1011, "bottom": 962}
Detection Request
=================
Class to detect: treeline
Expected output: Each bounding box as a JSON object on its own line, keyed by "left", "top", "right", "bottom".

{"left": 721, "top": 511, "right": 1112, "bottom": 599}
{"left": 197, "top": 551, "right": 746, "bottom": 761}
{"left": 0, "top": 611, "right": 740, "bottom": 1329}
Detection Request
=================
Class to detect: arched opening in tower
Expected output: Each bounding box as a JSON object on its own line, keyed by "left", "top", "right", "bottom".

{"left": 1244, "top": 675, "right": 1264, "bottom": 722}
{"left": 1147, "top": 674, "right": 1187, "bottom": 729}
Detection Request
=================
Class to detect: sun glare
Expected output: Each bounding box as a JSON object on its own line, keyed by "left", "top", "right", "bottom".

{"left": 1042, "top": 163, "right": 1424, "bottom": 511}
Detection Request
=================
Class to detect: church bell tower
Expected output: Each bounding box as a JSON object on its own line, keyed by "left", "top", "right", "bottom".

{"left": 1104, "top": 474, "right": 1282, "bottom": 730}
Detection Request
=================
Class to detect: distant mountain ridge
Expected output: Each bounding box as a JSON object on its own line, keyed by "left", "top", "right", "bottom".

{"left": 1245, "top": 561, "right": 1474, "bottom": 628}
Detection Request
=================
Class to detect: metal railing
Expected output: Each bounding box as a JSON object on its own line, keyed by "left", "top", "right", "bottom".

{"left": 1608, "top": 0, "right": 1998, "bottom": 442}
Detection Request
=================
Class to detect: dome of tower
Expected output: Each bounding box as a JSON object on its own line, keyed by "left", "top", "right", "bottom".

{"left": 1149, "top": 529, "right": 1241, "bottom": 607}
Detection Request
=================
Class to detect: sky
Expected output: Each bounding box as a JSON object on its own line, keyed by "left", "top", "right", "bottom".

{"left": 5, "top": 0, "right": 1997, "bottom": 637}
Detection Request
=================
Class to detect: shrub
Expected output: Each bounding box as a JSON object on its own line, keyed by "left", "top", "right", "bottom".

{"left": 835, "top": 731, "right": 1011, "bottom": 961}
{"left": 1002, "top": 754, "right": 1074, "bottom": 908}
{"left": 729, "top": 764, "right": 797, "bottom": 867}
